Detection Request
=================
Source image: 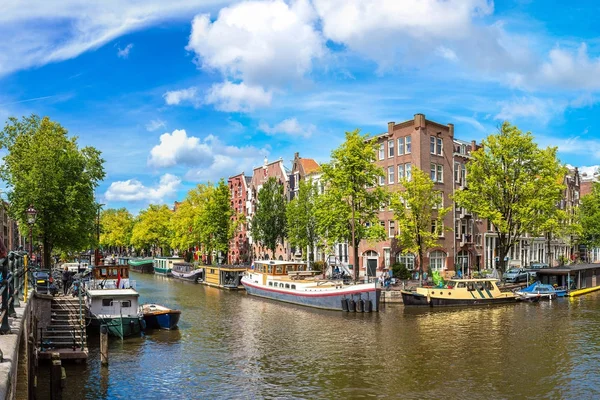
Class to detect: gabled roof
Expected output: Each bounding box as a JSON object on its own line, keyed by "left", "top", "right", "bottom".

{"left": 299, "top": 158, "right": 320, "bottom": 175}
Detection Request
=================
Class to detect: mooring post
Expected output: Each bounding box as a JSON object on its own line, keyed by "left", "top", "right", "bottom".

{"left": 100, "top": 325, "right": 108, "bottom": 365}
{"left": 0, "top": 256, "right": 11, "bottom": 334}
{"left": 50, "top": 352, "right": 63, "bottom": 400}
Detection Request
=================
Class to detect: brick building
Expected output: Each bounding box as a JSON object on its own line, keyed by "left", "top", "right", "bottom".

{"left": 228, "top": 172, "right": 252, "bottom": 264}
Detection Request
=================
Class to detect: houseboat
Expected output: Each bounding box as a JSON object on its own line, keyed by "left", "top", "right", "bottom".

{"left": 171, "top": 262, "right": 203, "bottom": 282}
{"left": 153, "top": 256, "right": 185, "bottom": 276}
{"left": 128, "top": 258, "right": 154, "bottom": 274}
{"left": 85, "top": 264, "right": 145, "bottom": 338}
{"left": 536, "top": 264, "right": 600, "bottom": 297}
{"left": 401, "top": 278, "right": 520, "bottom": 307}
{"left": 241, "top": 260, "right": 381, "bottom": 312}
{"left": 204, "top": 265, "right": 246, "bottom": 289}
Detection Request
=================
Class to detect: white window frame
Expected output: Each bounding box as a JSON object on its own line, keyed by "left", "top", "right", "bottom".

{"left": 430, "top": 163, "right": 443, "bottom": 183}
{"left": 396, "top": 253, "right": 415, "bottom": 270}
{"left": 430, "top": 250, "right": 446, "bottom": 271}
{"left": 379, "top": 175, "right": 385, "bottom": 186}
{"left": 398, "top": 137, "right": 405, "bottom": 155}
{"left": 379, "top": 143, "right": 385, "bottom": 160}
{"left": 388, "top": 166, "right": 394, "bottom": 184}
{"left": 406, "top": 136, "right": 411, "bottom": 154}
{"left": 405, "top": 163, "right": 412, "bottom": 181}
{"left": 389, "top": 220, "right": 395, "bottom": 238}
{"left": 398, "top": 164, "right": 404, "bottom": 181}
{"left": 432, "top": 192, "right": 443, "bottom": 209}
{"left": 430, "top": 136, "right": 443, "bottom": 155}
{"left": 388, "top": 140, "right": 394, "bottom": 158}
{"left": 384, "top": 248, "right": 391, "bottom": 268}
{"left": 431, "top": 219, "right": 444, "bottom": 237}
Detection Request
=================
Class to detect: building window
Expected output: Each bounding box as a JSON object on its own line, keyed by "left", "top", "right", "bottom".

{"left": 398, "top": 137, "right": 405, "bottom": 155}
{"left": 454, "top": 162, "right": 460, "bottom": 183}
{"left": 405, "top": 163, "right": 412, "bottom": 181}
{"left": 430, "top": 250, "right": 446, "bottom": 271}
{"left": 388, "top": 140, "right": 394, "bottom": 157}
{"left": 406, "top": 136, "right": 411, "bottom": 154}
{"left": 388, "top": 166, "right": 395, "bottom": 184}
{"left": 398, "top": 164, "right": 404, "bottom": 180}
{"left": 379, "top": 175, "right": 385, "bottom": 186}
{"left": 430, "top": 136, "right": 442, "bottom": 155}
{"left": 384, "top": 248, "right": 391, "bottom": 268}
{"left": 396, "top": 253, "right": 415, "bottom": 270}
{"left": 389, "top": 220, "right": 396, "bottom": 238}
{"left": 430, "top": 163, "right": 443, "bottom": 183}
{"left": 431, "top": 220, "right": 443, "bottom": 237}
{"left": 380, "top": 220, "right": 385, "bottom": 229}
{"left": 379, "top": 143, "right": 385, "bottom": 160}
{"left": 432, "top": 192, "right": 443, "bottom": 209}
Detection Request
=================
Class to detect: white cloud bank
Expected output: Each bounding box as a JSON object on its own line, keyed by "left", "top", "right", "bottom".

{"left": 259, "top": 118, "right": 315, "bottom": 138}
{"left": 105, "top": 173, "right": 181, "bottom": 202}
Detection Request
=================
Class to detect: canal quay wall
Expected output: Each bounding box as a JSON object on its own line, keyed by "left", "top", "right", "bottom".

{"left": 0, "top": 291, "right": 32, "bottom": 400}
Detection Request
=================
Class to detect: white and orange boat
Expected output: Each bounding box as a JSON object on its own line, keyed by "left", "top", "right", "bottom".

{"left": 241, "top": 260, "right": 381, "bottom": 312}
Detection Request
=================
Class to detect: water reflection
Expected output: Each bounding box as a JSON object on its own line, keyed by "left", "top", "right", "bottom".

{"left": 22, "top": 274, "right": 600, "bottom": 399}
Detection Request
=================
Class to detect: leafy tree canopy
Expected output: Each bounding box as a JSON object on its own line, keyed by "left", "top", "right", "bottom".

{"left": 251, "top": 177, "right": 286, "bottom": 258}
{"left": 287, "top": 178, "right": 319, "bottom": 259}
{"left": 0, "top": 115, "right": 105, "bottom": 266}
{"left": 130, "top": 204, "right": 173, "bottom": 255}
{"left": 100, "top": 208, "right": 134, "bottom": 249}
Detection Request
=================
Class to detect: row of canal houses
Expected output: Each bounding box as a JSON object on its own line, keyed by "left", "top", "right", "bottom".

{"left": 227, "top": 113, "right": 584, "bottom": 278}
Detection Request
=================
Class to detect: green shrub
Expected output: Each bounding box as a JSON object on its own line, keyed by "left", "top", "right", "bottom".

{"left": 311, "top": 261, "right": 325, "bottom": 272}
{"left": 391, "top": 263, "right": 411, "bottom": 280}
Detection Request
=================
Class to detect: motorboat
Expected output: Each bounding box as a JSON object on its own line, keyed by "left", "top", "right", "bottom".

{"left": 142, "top": 303, "right": 181, "bottom": 330}
{"left": 401, "top": 278, "right": 519, "bottom": 307}
{"left": 241, "top": 260, "right": 381, "bottom": 312}
{"left": 171, "top": 262, "right": 203, "bottom": 283}
{"left": 515, "top": 281, "right": 567, "bottom": 300}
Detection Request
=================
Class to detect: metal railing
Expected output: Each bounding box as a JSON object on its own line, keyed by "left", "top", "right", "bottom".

{"left": 0, "top": 251, "right": 27, "bottom": 334}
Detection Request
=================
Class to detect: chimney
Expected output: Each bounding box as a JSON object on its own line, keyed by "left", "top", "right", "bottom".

{"left": 414, "top": 113, "right": 425, "bottom": 130}
{"left": 294, "top": 152, "right": 299, "bottom": 159}
{"left": 447, "top": 123, "right": 454, "bottom": 137}
{"left": 387, "top": 122, "right": 395, "bottom": 134}
{"left": 263, "top": 157, "right": 268, "bottom": 167}
{"left": 471, "top": 140, "right": 477, "bottom": 152}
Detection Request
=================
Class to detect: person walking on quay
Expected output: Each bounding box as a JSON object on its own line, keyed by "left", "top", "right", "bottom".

{"left": 62, "top": 266, "right": 70, "bottom": 296}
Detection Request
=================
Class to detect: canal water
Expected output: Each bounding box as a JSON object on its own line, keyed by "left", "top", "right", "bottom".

{"left": 24, "top": 273, "right": 600, "bottom": 399}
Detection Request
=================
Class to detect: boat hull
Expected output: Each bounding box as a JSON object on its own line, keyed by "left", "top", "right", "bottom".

{"left": 88, "top": 316, "right": 144, "bottom": 338}
{"left": 400, "top": 290, "right": 430, "bottom": 306}
{"left": 171, "top": 270, "right": 203, "bottom": 282}
{"left": 428, "top": 296, "right": 519, "bottom": 307}
{"left": 154, "top": 267, "right": 172, "bottom": 276}
{"left": 143, "top": 311, "right": 181, "bottom": 330}
{"left": 242, "top": 280, "right": 381, "bottom": 311}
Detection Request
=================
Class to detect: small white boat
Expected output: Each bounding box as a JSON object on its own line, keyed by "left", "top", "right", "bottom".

{"left": 171, "top": 262, "right": 203, "bottom": 283}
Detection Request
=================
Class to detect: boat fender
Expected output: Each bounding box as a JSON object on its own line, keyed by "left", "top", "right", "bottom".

{"left": 348, "top": 299, "right": 356, "bottom": 312}
{"left": 357, "top": 299, "right": 364, "bottom": 313}
{"left": 341, "top": 298, "right": 349, "bottom": 312}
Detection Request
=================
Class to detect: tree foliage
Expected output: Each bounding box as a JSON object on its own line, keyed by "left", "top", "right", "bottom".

{"left": 199, "top": 179, "right": 234, "bottom": 260}
{"left": 579, "top": 182, "right": 600, "bottom": 248}
{"left": 130, "top": 204, "right": 172, "bottom": 255}
{"left": 251, "top": 177, "right": 287, "bottom": 258}
{"left": 286, "top": 178, "right": 319, "bottom": 261}
{"left": 170, "top": 184, "right": 212, "bottom": 251}
{"left": 391, "top": 167, "right": 451, "bottom": 279}
{"left": 100, "top": 208, "right": 134, "bottom": 249}
{"left": 0, "top": 115, "right": 105, "bottom": 266}
{"left": 453, "top": 122, "right": 565, "bottom": 271}
{"left": 315, "top": 129, "right": 388, "bottom": 280}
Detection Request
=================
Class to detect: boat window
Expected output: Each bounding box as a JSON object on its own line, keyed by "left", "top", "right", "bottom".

{"left": 210, "top": 269, "right": 215, "bottom": 274}
{"left": 280, "top": 283, "right": 284, "bottom": 288}
{"left": 456, "top": 282, "right": 466, "bottom": 288}
{"left": 276, "top": 266, "right": 283, "bottom": 274}
{"left": 121, "top": 301, "right": 131, "bottom": 307}
{"left": 467, "top": 283, "right": 474, "bottom": 291}
{"left": 101, "top": 268, "right": 107, "bottom": 277}
{"left": 291, "top": 285, "right": 296, "bottom": 290}
{"left": 268, "top": 282, "right": 272, "bottom": 286}
{"left": 485, "top": 281, "right": 493, "bottom": 290}
{"left": 102, "top": 299, "right": 113, "bottom": 306}
{"left": 285, "top": 284, "right": 290, "bottom": 289}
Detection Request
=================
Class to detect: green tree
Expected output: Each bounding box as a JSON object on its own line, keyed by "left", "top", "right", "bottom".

{"left": 251, "top": 177, "right": 286, "bottom": 259}
{"left": 131, "top": 204, "right": 173, "bottom": 256}
{"left": 0, "top": 115, "right": 105, "bottom": 266}
{"left": 453, "top": 122, "right": 565, "bottom": 272}
{"left": 200, "top": 179, "right": 234, "bottom": 263}
{"left": 100, "top": 208, "right": 134, "bottom": 252}
{"left": 315, "top": 129, "right": 388, "bottom": 281}
{"left": 579, "top": 182, "right": 600, "bottom": 249}
{"left": 170, "top": 184, "right": 212, "bottom": 252}
{"left": 286, "top": 178, "right": 319, "bottom": 264}
{"left": 391, "top": 167, "right": 451, "bottom": 283}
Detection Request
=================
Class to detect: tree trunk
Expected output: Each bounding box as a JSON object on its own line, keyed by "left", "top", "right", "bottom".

{"left": 43, "top": 236, "right": 51, "bottom": 269}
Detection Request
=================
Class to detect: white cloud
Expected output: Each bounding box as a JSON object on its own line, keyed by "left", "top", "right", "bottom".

{"left": 539, "top": 44, "right": 600, "bottom": 90}
{"left": 105, "top": 173, "right": 181, "bottom": 202}
{"left": 0, "top": 0, "right": 231, "bottom": 77}
{"left": 163, "top": 87, "right": 199, "bottom": 106}
{"left": 146, "top": 119, "right": 167, "bottom": 132}
{"left": 259, "top": 118, "right": 315, "bottom": 138}
{"left": 148, "top": 129, "right": 213, "bottom": 168}
{"left": 495, "top": 97, "right": 566, "bottom": 124}
{"left": 186, "top": 0, "right": 324, "bottom": 87}
{"left": 205, "top": 81, "right": 272, "bottom": 112}
{"left": 117, "top": 43, "right": 134, "bottom": 58}
{"left": 436, "top": 46, "right": 458, "bottom": 62}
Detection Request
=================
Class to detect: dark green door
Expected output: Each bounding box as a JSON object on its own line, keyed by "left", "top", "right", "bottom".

{"left": 367, "top": 259, "right": 377, "bottom": 277}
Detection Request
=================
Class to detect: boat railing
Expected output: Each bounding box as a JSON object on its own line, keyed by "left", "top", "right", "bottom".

{"left": 88, "top": 279, "right": 137, "bottom": 290}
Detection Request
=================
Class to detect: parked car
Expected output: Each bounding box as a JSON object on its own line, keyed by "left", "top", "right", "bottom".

{"left": 31, "top": 270, "right": 59, "bottom": 296}
{"left": 503, "top": 268, "right": 529, "bottom": 283}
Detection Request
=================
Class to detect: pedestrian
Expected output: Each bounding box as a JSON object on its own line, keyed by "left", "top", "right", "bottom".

{"left": 378, "top": 274, "right": 384, "bottom": 288}
{"left": 62, "top": 266, "right": 70, "bottom": 295}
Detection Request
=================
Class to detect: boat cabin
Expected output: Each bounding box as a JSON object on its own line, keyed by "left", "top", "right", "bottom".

{"left": 89, "top": 265, "right": 135, "bottom": 290}
{"left": 173, "top": 262, "right": 196, "bottom": 273}
{"left": 87, "top": 288, "right": 139, "bottom": 318}
{"left": 536, "top": 264, "right": 600, "bottom": 296}
{"left": 204, "top": 265, "right": 247, "bottom": 289}
{"left": 153, "top": 256, "right": 185, "bottom": 273}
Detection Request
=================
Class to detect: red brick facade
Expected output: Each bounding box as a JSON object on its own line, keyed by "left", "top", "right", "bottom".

{"left": 228, "top": 173, "right": 251, "bottom": 264}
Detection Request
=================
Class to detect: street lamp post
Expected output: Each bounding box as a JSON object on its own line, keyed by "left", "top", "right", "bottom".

{"left": 26, "top": 205, "right": 37, "bottom": 266}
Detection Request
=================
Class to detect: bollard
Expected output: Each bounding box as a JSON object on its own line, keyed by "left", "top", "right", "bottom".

{"left": 50, "top": 353, "right": 62, "bottom": 400}
{"left": 0, "top": 257, "right": 11, "bottom": 334}
{"left": 100, "top": 325, "right": 109, "bottom": 366}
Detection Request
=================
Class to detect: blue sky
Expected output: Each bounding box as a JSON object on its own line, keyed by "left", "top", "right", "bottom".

{"left": 2, "top": 0, "right": 600, "bottom": 213}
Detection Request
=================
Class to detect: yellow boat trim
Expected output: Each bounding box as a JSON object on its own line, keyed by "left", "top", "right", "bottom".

{"left": 569, "top": 286, "right": 600, "bottom": 297}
